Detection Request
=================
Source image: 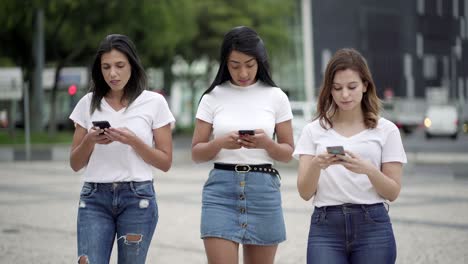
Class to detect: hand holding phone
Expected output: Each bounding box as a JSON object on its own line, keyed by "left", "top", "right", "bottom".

{"left": 92, "top": 121, "right": 111, "bottom": 135}
{"left": 326, "top": 146, "right": 345, "bottom": 156}
{"left": 238, "top": 130, "right": 255, "bottom": 136}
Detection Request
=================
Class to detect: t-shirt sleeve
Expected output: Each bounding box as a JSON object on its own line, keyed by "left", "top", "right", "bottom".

{"left": 382, "top": 126, "right": 407, "bottom": 163}
{"left": 292, "top": 124, "right": 317, "bottom": 159}
{"left": 152, "top": 95, "right": 176, "bottom": 129}
{"left": 275, "top": 89, "right": 293, "bottom": 123}
{"left": 69, "top": 94, "right": 90, "bottom": 129}
{"left": 195, "top": 94, "right": 214, "bottom": 124}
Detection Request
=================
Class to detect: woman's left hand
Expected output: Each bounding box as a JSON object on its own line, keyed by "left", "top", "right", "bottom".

{"left": 237, "top": 129, "right": 273, "bottom": 149}
{"left": 104, "top": 127, "right": 137, "bottom": 146}
{"left": 336, "top": 150, "right": 375, "bottom": 175}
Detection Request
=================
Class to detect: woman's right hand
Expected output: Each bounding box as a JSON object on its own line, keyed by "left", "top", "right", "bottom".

{"left": 70, "top": 124, "right": 110, "bottom": 172}
{"left": 312, "top": 152, "right": 341, "bottom": 170}
{"left": 217, "top": 131, "right": 242, "bottom": 150}
{"left": 86, "top": 127, "right": 113, "bottom": 145}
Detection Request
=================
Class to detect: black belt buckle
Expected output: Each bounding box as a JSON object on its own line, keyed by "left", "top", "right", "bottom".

{"left": 235, "top": 164, "right": 251, "bottom": 173}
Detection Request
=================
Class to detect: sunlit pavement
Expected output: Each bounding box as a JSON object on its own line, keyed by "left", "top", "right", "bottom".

{"left": 0, "top": 159, "right": 467, "bottom": 263}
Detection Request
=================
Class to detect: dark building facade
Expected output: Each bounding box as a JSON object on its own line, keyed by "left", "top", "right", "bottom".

{"left": 311, "top": 0, "right": 468, "bottom": 100}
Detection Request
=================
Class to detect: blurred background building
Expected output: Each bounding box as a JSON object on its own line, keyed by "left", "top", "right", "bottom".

{"left": 309, "top": 0, "right": 468, "bottom": 101}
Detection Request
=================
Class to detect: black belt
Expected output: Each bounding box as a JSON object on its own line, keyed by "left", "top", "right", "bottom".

{"left": 214, "top": 163, "right": 280, "bottom": 177}
{"left": 84, "top": 181, "right": 153, "bottom": 191}
{"left": 315, "top": 203, "right": 385, "bottom": 212}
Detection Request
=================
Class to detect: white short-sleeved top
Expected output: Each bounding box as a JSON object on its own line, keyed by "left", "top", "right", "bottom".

{"left": 69, "top": 90, "right": 175, "bottom": 182}
{"left": 292, "top": 118, "right": 407, "bottom": 206}
{"left": 196, "top": 81, "right": 293, "bottom": 165}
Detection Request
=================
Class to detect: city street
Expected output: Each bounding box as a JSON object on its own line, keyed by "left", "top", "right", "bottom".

{"left": 0, "top": 156, "right": 467, "bottom": 263}
{"left": 402, "top": 128, "right": 468, "bottom": 154}
{"left": 2, "top": 1, "right": 468, "bottom": 263}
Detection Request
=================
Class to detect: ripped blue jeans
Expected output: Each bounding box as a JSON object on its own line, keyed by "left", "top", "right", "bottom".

{"left": 77, "top": 181, "right": 158, "bottom": 264}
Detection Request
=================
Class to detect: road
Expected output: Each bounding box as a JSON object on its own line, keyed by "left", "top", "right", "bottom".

{"left": 402, "top": 127, "right": 468, "bottom": 153}
{"left": 0, "top": 159, "right": 467, "bottom": 263}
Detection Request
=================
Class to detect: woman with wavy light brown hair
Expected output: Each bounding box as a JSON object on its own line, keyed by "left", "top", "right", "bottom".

{"left": 316, "top": 48, "right": 381, "bottom": 130}
{"left": 293, "top": 48, "right": 406, "bottom": 264}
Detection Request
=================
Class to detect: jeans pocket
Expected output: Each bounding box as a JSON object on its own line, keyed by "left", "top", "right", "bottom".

{"left": 131, "top": 182, "right": 155, "bottom": 199}
{"left": 270, "top": 174, "right": 281, "bottom": 190}
{"left": 366, "top": 207, "right": 391, "bottom": 224}
{"left": 203, "top": 169, "right": 217, "bottom": 188}
{"left": 80, "top": 183, "right": 95, "bottom": 198}
{"left": 310, "top": 210, "right": 324, "bottom": 225}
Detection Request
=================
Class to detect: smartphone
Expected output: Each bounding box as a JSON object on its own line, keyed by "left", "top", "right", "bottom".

{"left": 326, "top": 146, "right": 345, "bottom": 156}
{"left": 92, "top": 121, "right": 111, "bottom": 134}
{"left": 238, "top": 130, "right": 255, "bottom": 136}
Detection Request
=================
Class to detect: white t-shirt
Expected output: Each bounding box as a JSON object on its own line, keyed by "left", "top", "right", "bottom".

{"left": 292, "top": 118, "right": 407, "bottom": 206}
{"left": 69, "top": 90, "right": 175, "bottom": 182}
{"left": 196, "top": 81, "right": 293, "bottom": 164}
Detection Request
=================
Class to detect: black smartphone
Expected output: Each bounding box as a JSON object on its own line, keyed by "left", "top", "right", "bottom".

{"left": 92, "top": 121, "right": 111, "bottom": 134}
{"left": 238, "top": 130, "right": 255, "bottom": 136}
{"left": 326, "top": 146, "right": 345, "bottom": 156}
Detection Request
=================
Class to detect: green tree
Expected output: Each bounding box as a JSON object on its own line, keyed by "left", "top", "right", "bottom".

{"left": 175, "top": 0, "right": 295, "bottom": 122}
{"left": 0, "top": 0, "right": 296, "bottom": 134}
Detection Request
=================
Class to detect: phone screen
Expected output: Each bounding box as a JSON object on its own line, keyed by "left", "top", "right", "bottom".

{"left": 238, "top": 130, "right": 255, "bottom": 136}
{"left": 92, "top": 121, "right": 111, "bottom": 134}
{"left": 326, "top": 146, "right": 345, "bottom": 155}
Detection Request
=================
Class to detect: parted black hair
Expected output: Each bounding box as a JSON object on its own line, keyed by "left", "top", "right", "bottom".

{"left": 201, "top": 26, "right": 276, "bottom": 97}
{"left": 89, "top": 34, "right": 147, "bottom": 113}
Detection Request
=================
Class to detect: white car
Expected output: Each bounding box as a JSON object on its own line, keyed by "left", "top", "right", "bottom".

{"left": 424, "top": 104, "right": 459, "bottom": 139}
{"left": 290, "top": 101, "right": 316, "bottom": 143}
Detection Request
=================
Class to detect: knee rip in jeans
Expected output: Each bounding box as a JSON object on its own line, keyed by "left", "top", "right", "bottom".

{"left": 78, "top": 255, "right": 88, "bottom": 264}
{"left": 118, "top": 233, "right": 143, "bottom": 245}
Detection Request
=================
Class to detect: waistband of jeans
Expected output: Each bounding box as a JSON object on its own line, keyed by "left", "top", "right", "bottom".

{"left": 214, "top": 163, "right": 277, "bottom": 174}
{"left": 315, "top": 203, "right": 384, "bottom": 212}
{"left": 84, "top": 180, "right": 153, "bottom": 190}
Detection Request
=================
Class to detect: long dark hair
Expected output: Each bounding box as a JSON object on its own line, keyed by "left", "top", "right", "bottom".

{"left": 202, "top": 26, "right": 276, "bottom": 97}
{"left": 89, "top": 34, "right": 147, "bottom": 113}
{"left": 316, "top": 48, "right": 381, "bottom": 129}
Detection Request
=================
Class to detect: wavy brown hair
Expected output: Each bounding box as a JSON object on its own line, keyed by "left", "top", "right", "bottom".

{"left": 315, "top": 48, "right": 381, "bottom": 129}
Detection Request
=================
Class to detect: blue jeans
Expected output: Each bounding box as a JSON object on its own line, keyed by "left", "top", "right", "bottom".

{"left": 77, "top": 181, "right": 158, "bottom": 264}
{"left": 307, "top": 203, "right": 396, "bottom": 264}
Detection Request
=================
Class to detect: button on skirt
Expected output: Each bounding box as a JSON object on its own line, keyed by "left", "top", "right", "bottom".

{"left": 200, "top": 168, "right": 286, "bottom": 245}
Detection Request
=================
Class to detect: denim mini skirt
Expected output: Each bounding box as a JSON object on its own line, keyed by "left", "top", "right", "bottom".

{"left": 201, "top": 168, "right": 286, "bottom": 245}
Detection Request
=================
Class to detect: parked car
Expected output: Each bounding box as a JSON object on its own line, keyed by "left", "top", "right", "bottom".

{"left": 382, "top": 98, "right": 426, "bottom": 135}
{"left": 424, "top": 104, "right": 459, "bottom": 139}
{"left": 290, "top": 101, "right": 316, "bottom": 143}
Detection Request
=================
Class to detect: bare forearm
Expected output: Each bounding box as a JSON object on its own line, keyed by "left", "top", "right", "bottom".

{"left": 70, "top": 140, "right": 94, "bottom": 172}
{"left": 265, "top": 141, "right": 293, "bottom": 163}
{"left": 297, "top": 159, "right": 321, "bottom": 200}
{"left": 366, "top": 167, "right": 401, "bottom": 201}
{"left": 192, "top": 137, "right": 223, "bottom": 163}
{"left": 131, "top": 138, "right": 172, "bottom": 172}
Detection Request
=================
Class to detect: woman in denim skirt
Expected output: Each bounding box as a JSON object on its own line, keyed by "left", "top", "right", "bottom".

{"left": 293, "top": 48, "right": 407, "bottom": 264}
{"left": 69, "top": 34, "right": 175, "bottom": 264}
{"left": 192, "top": 26, "right": 294, "bottom": 264}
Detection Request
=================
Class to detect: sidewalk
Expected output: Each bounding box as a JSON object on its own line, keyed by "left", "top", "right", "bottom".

{"left": 0, "top": 161, "right": 467, "bottom": 263}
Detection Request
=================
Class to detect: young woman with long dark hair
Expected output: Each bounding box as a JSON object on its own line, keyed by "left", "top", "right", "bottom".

{"left": 192, "top": 26, "right": 294, "bottom": 264}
